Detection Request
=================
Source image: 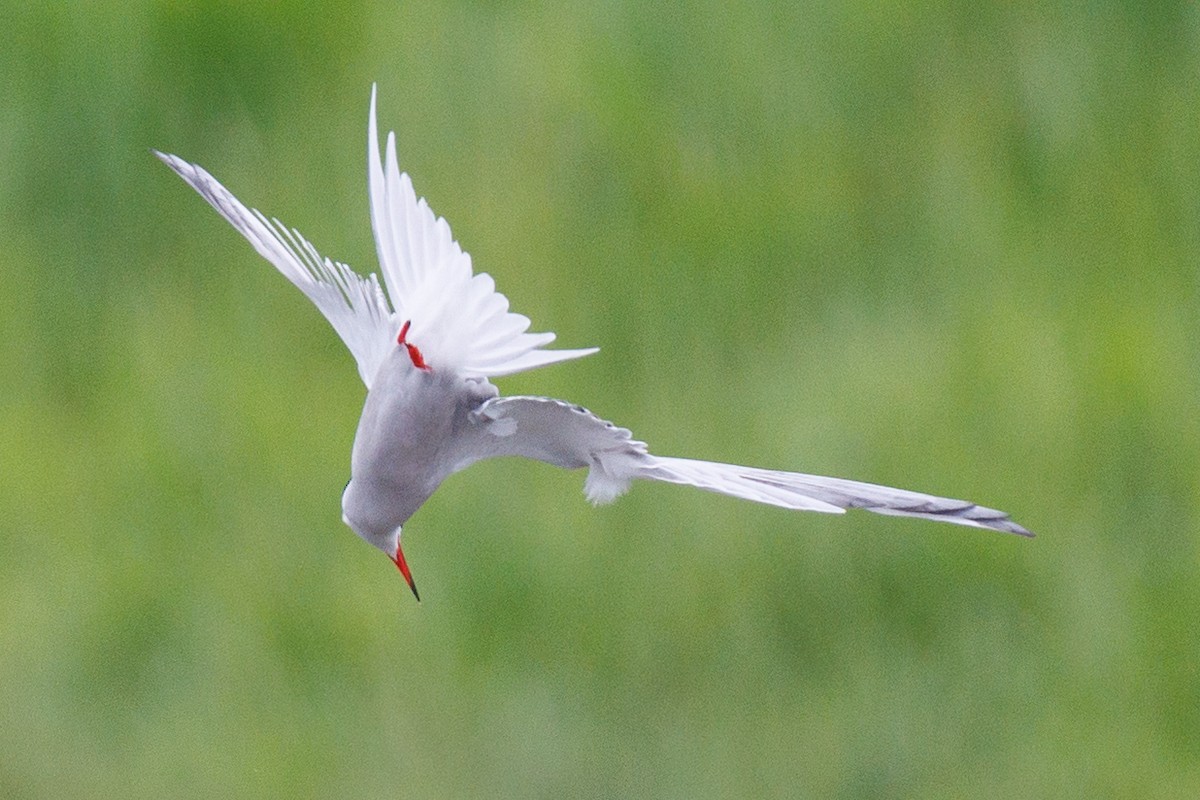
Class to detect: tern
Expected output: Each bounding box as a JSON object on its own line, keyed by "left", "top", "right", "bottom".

{"left": 157, "top": 86, "right": 1030, "bottom": 601}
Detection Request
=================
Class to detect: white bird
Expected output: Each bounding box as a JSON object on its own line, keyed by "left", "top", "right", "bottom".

{"left": 157, "top": 86, "right": 1031, "bottom": 600}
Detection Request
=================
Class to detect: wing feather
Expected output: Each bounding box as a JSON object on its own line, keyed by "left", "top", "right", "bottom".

{"left": 646, "top": 457, "right": 1032, "bottom": 535}
{"left": 463, "top": 396, "right": 1032, "bottom": 536}
{"left": 366, "top": 86, "right": 597, "bottom": 378}
{"left": 155, "top": 151, "right": 395, "bottom": 388}
{"left": 160, "top": 88, "right": 595, "bottom": 388}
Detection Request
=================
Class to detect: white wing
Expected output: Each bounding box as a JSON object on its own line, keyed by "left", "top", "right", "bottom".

{"left": 643, "top": 457, "right": 1033, "bottom": 535}
{"left": 464, "top": 396, "right": 1033, "bottom": 536}
{"left": 465, "top": 395, "right": 649, "bottom": 470}
{"left": 367, "top": 86, "right": 597, "bottom": 378}
{"left": 156, "top": 151, "right": 395, "bottom": 388}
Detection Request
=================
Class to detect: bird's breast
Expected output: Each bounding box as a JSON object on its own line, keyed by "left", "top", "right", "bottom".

{"left": 344, "top": 353, "right": 488, "bottom": 535}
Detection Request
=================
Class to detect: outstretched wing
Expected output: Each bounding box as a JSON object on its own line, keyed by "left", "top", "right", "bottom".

{"left": 463, "top": 396, "right": 1032, "bottom": 536}
{"left": 644, "top": 457, "right": 1032, "bottom": 536}
{"left": 367, "top": 86, "right": 597, "bottom": 378}
{"left": 465, "top": 395, "right": 649, "bottom": 469}
{"left": 156, "top": 151, "right": 395, "bottom": 388}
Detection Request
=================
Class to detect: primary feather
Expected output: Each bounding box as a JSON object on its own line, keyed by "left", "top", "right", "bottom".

{"left": 366, "top": 86, "right": 597, "bottom": 377}
{"left": 461, "top": 397, "right": 1032, "bottom": 536}
{"left": 154, "top": 151, "right": 395, "bottom": 388}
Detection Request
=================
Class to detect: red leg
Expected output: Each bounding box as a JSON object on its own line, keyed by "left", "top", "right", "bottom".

{"left": 397, "top": 321, "right": 431, "bottom": 371}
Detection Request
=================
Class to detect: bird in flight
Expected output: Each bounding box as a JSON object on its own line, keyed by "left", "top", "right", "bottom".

{"left": 157, "top": 86, "right": 1030, "bottom": 601}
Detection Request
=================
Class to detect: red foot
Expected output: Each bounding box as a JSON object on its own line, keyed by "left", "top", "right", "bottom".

{"left": 397, "top": 321, "right": 431, "bottom": 371}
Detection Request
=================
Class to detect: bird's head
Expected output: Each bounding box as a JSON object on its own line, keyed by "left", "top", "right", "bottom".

{"left": 341, "top": 487, "right": 420, "bottom": 602}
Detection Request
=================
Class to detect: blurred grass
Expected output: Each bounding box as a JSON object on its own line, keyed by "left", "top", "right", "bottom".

{"left": 2, "top": 0, "right": 1199, "bottom": 796}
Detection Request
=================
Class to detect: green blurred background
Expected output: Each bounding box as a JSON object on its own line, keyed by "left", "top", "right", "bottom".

{"left": 2, "top": 1, "right": 1198, "bottom": 797}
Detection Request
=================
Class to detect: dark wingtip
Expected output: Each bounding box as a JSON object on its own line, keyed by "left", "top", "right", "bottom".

{"left": 970, "top": 512, "right": 1033, "bottom": 538}
{"left": 937, "top": 501, "right": 1034, "bottom": 538}
{"left": 1002, "top": 521, "right": 1035, "bottom": 538}
{"left": 970, "top": 507, "right": 1034, "bottom": 538}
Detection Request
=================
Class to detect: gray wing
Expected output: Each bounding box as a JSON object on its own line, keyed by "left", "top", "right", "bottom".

{"left": 157, "top": 151, "right": 395, "bottom": 388}
{"left": 464, "top": 395, "right": 649, "bottom": 469}
{"left": 456, "top": 395, "right": 650, "bottom": 504}
{"left": 645, "top": 457, "right": 1033, "bottom": 536}
{"left": 460, "top": 396, "right": 1032, "bottom": 536}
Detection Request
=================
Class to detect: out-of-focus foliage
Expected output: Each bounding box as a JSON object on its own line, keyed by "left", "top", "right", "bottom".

{"left": 2, "top": 1, "right": 1198, "bottom": 797}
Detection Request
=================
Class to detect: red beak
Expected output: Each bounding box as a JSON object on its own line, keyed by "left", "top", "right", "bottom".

{"left": 392, "top": 542, "right": 420, "bottom": 602}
